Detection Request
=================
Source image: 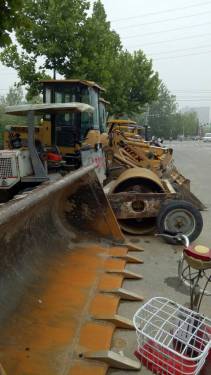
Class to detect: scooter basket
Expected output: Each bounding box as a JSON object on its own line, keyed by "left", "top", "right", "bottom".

{"left": 133, "top": 297, "right": 211, "bottom": 375}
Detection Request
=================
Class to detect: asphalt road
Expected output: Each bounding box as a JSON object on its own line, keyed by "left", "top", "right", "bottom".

{"left": 109, "top": 141, "right": 211, "bottom": 375}
{"left": 169, "top": 140, "right": 211, "bottom": 244}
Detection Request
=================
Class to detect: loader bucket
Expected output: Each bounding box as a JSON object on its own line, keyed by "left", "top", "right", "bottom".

{"left": 0, "top": 165, "right": 143, "bottom": 375}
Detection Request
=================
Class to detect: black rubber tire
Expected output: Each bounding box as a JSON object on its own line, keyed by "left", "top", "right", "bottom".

{"left": 156, "top": 200, "right": 203, "bottom": 243}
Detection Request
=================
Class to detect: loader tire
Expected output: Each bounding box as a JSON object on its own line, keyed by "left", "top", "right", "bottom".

{"left": 157, "top": 200, "right": 203, "bottom": 243}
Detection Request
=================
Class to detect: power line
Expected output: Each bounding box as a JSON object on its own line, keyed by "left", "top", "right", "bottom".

{"left": 153, "top": 49, "right": 211, "bottom": 60}
{"left": 176, "top": 98, "right": 211, "bottom": 100}
{"left": 176, "top": 99, "right": 211, "bottom": 101}
{"left": 121, "top": 21, "right": 211, "bottom": 39}
{"left": 111, "top": 1, "right": 211, "bottom": 22}
{"left": 125, "top": 32, "right": 211, "bottom": 49}
{"left": 117, "top": 10, "right": 211, "bottom": 31}
{"left": 175, "top": 93, "right": 211, "bottom": 95}
{"left": 172, "top": 89, "right": 211, "bottom": 91}
{"left": 173, "top": 91, "right": 211, "bottom": 94}
{"left": 148, "top": 44, "right": 211, "bottom": 57}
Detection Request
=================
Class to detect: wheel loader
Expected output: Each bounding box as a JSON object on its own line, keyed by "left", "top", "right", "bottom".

{"left": 0, "top": 101, "right": 102, "bottom": 202}
{"left": 2, "top": 79, "right": 204, "bottom": 241}
{"left": 0, "top": 101, "right": 145, "bottom": 374}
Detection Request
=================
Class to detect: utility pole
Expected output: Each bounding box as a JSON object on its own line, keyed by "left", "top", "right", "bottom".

{"left": 144, "top": 104, "right": 150, "bottom": 140}
{"left": 53, "top": 58, "right": 56, "bottom": 79}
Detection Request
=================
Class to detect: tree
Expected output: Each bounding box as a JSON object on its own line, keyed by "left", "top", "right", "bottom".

{"left": 0, "top": 0, "right": 90, "bottom": 97}
{"left": 0, "top": 0, "right": 160, "bottom": 113}
{"left": 2, "top": 85, "right": 24, "bottom": 106}
{"left": 72, "top": 0, "right": 122, "bottom": 86}
{"left": 106, "top": 50, "right": 160, "bottom": 115}
{"left": 0, "top": 1, "right": 25, "bottom": 47}
{"left": 140, "top": 84, "right": 199, "bottom": 139}
{"left": 146, "top": 83, "right": 177, "bottom": 138}
{"left": 0, "top": 85, "right": 25, "bottom": 137}
{"left": 173, "top": 111, "right": 199, "bottom": 138}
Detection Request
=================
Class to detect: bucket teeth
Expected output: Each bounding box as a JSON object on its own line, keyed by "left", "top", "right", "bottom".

{"left": 84, "top": 350, "right": 141, "bottom": 370}
{"left": 106, "top": 269, "right": 143, "bottom": 279}
{"left": 125, "top": 242, "right": 144, "bottom": 252}
{"left": 100, "top": 287, "right": 144, "bottom": 301}
{"left": 111, "top": 254, "right": 143, "bottom": 264}
{"left": 111, "top": 244, "right": 144, "bottom": 252}
{"left": 93, "top": 314, "right": 134, "bottom": 329}
{"left": 108, "top": 247, "right": 143, "bottom": 263}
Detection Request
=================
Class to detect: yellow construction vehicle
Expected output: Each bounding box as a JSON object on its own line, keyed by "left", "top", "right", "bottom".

{"left": 2, "top": 80, "right": 204, "bottom": 241}
{"left": 0, "top": 104, "right": 144, "bottom": 374}
{"left": 0, "top": 102, "right": 103, "bottom": 202}
{"left": 107, "top": 119, "right": 140, "bottom": 136}
{"left": 105, "top": 123, "right": 173, "bottom": 178}
{"left": 4, "top": 79, "right": 105, "bottom": 165}
{"left": 101, "top": 114, "right": 205, "bottom": 237}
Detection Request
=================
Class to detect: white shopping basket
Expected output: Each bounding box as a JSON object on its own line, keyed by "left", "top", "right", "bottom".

{"left": 133, "top": 297, "right": 211, "bottom": 375}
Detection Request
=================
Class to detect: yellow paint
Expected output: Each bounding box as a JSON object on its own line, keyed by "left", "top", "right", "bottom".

{"left": 3, "top": 120, "right": 52, "bottom": 149}
{"left": 0, "top": 244, "right": 125, "bottom": 374}
{"left": 194, "top": 245, "right": 209, "bottom": 254}
{"left": 69, "top": 363, "right": 108, "bottom": 375}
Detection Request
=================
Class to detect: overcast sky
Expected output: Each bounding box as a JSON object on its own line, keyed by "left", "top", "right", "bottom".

{"left": 1, "top": 0, "right": 211, "bottom": 110}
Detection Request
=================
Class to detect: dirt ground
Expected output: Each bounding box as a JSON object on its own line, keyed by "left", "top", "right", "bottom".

{"left": 109, "top": 140, "right": 211, "bottom": 375}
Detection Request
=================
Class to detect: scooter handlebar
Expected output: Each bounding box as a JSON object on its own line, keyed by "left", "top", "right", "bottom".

{"left": 155, "top": 233, "right": 190, "bottom": 247}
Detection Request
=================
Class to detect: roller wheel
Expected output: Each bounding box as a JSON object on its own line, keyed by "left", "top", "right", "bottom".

{"left": 116, "top": 182, "right": 157, "bottom": 235}
{"left": 118, "top": 217, "right": 156, "bottom": 235}
{"left": 111, "top": 169, "right": 164, "bottom": 235}
{"left": 157, "top": 200, "right": 203, "bottom": 243}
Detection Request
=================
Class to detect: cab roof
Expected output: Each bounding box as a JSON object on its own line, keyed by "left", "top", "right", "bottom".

{"left": 107, "top": 119, "right": 137, "bottom": 125}
{"left": 39, "top": 79, "right": 106, "bottom": 92}
{"left": 99, "top": 97, "right": 110, "bottom": 105}
{"left": 5, "top": 102, "right": 94, "bottom": 116}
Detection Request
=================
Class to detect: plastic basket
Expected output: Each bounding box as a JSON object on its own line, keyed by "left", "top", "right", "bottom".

{"left": 133, "top": 297, "right": 211, "bottom": 375}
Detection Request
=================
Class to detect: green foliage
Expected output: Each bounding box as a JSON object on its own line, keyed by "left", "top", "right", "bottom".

{"left": 72, "top": 0, "right": 122, "bottom": 85}
{"left": 171, "top": 112, "right": 199, "bottom": 138}
{"left": 0, "top": 0, "right": 89, "bottom": 98}
{"left": 107, "top": 50, "right": 160, "bottom": 115}
{"left": 0, "top": 0, "right": 160, "bottom": 113}
{"left": 141, "top": 83, "right": 199, "bottom": 139}
{"left": 146, "top": 83, "right": 177, "bottom": 138}
{"left": 16, "top": 0, "right": 89, "bottom": 70}
{"left": 0, "top": 0, "right": 26, "bottom": 47}
{"left": 1, "top": 85, "right": 24, "bottom": 106}
{"left": 0, "top": 85, "right": 26, "bottom": 137}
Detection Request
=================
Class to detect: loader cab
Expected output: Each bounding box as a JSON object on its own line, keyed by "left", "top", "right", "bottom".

{"left": 41, "top": 80, "right": 105, "bottom": 155}
{"left": 107, "top": 119, "right": 139, "bottom": 136}
{"left": 99, "top": 98, "right": 109, "bottom": 133}
{"left": 0, "top": 103, "right": 95, "bottom": 202}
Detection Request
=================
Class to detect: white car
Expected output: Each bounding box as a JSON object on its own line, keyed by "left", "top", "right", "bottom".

{"left": 203, "top": 133, "right": 211, "bottom": 142}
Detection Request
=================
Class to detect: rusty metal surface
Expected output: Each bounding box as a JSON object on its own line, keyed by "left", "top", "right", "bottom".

{"left": 0, "top": 166, "right": 145, "bottom": 375}
{"left": 106, "top": 168, "right": 165, "bottom": 235}
{"left": 109, "top": 192, "right": 175, "bottom": 219}
{"left": 109, "top": 167, "right": 165, "bottom": 194}
{"left": 165, "top": 164, "right": 206, "bottom": 210}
